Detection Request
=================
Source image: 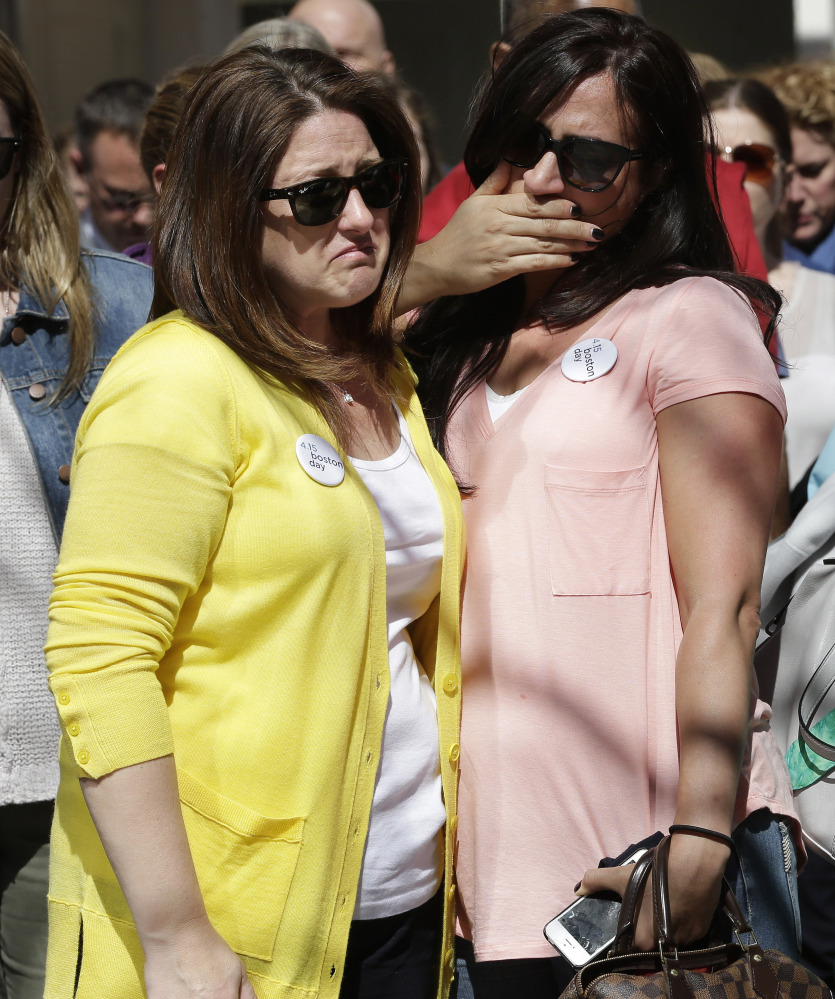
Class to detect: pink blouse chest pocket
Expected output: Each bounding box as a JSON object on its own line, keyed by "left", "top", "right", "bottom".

{"left": 544, "top": 464, "right": 650, "bottom": 596}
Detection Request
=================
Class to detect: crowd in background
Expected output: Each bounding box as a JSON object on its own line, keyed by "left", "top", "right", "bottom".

{"left": 2, "top": 1, "right": 835, "bottom": 998}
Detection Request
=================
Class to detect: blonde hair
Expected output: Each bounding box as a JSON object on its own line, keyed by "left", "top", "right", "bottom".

{"left": 760, "top": 61, "right": 835, "bottom": 143}
{"left": 0, "top": 30, "right": 94, "bottom": 400}
{"left": 689, "top": 51, "right": 730, "bottom": 86}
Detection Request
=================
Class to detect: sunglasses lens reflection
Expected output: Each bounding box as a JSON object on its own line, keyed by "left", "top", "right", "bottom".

{"left": 358, "top": 161, "right": 404, "bottom": 209}
{"left": 504, "top": 127, "right": 546, "bottom": 169}
{"left": 503, "top": 128, "right": 628, "bottom": 191}
{"left": 563, "top": 140, "right": 624, "bottom": 191}
{"left": 294, "top": 178, "right": 347, "bottom": 225}
{"left": 732, "top": 144, "right": 775, "bottom": 185}
{"left": 294, "top": 161, "right": 405, "bottom": 225}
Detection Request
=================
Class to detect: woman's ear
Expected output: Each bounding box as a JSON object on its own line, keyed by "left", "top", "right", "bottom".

{"left": 152, "top": 162, "right": 165, "bottom": 196}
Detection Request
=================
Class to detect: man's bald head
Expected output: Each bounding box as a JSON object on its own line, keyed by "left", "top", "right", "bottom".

{"left": 503, "top": 0, "right": 637, "bottom": 36}
{"left": 287, "top": 0, "right": 394, "bottom": 75}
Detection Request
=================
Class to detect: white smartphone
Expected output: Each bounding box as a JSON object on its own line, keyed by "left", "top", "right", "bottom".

{"left": 543, "top": 848, "right": 648, "bottom": 968}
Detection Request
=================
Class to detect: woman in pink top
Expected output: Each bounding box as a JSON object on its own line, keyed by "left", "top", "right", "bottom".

{"left": 407, "top": 10, "right": 800, "bottom": 999}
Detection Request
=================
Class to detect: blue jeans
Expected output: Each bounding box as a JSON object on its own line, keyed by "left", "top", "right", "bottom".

{"left": 725, "top": 809, "right": 802, "bottom": 959}
{"left": 452, "top": 810, "right": 802, "bottom": 999}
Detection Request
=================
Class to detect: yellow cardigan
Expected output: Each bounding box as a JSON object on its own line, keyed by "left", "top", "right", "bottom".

{"left": 44, "top": 313, "right": 464, "bottom": 999}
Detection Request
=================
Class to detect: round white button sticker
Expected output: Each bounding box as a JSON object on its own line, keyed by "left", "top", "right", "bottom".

{"left": 296, "top": 434, "right": 345, "bottom": 486}
{"left": 561, "top": 337, "right": 618, "bottom": 383}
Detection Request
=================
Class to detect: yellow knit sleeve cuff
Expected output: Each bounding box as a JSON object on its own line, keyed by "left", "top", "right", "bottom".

{"left": 50, "top": 670, "right": 174, "bottom": 778}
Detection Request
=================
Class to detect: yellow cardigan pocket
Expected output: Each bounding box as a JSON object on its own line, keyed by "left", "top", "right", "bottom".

{"left": 177, "top": 768, "right": 305, "bottom": 961}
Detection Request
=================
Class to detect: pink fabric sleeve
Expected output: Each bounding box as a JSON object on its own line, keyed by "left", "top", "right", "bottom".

{"left": 646, "top": 278, "right": 787, "bottom": 422}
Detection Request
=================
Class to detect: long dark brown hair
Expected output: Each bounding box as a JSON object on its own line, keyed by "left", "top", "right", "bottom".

{"left": 151, "top": 47, "right": 420, "bottom": 445}
{"left": 407, "top": 9, "right": 782, "bottom": 460}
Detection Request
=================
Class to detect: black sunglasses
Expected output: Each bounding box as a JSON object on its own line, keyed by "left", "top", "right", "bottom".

{"left": 259, "top": 158, "right": 407, "bottom": 226}
{"left": 0, "top": 137, "right": 21, "bottom": 181}
{"left": 503, "top": 123, "right": 643, "bottom": 193}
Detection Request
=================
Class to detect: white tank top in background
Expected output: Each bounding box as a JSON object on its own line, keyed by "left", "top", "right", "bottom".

{"left": 348, "top": 407, "right": 446, "bottom": 920}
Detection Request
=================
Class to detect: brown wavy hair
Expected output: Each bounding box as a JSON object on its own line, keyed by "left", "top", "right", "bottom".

{"left": 139, "top": 65, "right": 206, "bottom": 182}
{"left": 759, "top": 61, "right": 835, "bottom": 145}
{"left": 152, "top": 46, "right": 420, "bottom": 446}
{"left": 0, "top": 30, "right": 94, "bottom": 399}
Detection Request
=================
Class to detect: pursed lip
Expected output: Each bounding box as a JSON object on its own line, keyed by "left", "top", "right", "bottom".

{"left": 332, "top": 241, "right": 375, "bottom": 262}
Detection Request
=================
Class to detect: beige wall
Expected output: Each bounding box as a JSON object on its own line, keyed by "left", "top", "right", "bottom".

{"left": 13, "top": 0, "right": 795, "bottom": 159}
{"left": 18, "top": 0, "right": 241, "bottom": 133}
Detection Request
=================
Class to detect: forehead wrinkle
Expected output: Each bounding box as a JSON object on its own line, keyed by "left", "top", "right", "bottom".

{"left": 271, "top": 112, "right": 379, "bottom": 188}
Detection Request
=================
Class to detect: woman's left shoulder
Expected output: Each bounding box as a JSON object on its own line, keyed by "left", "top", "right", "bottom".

{"left": 637, "top": 276, "right": 764, "bottom": 347}
{"left": 82, "top": 248, "right": 153, "bottom": 287}
{"left": 641, "top": 275, "right": 756, "bottom": 314}
{"left": 81, "top": 249, "right": 154, "bottom": 335}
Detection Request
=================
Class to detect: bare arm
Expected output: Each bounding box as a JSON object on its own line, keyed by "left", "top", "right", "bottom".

{"left": 580, "top": 392, "right": 783, "bottom": 946}
{"left": 81, "top": 756, "right": 257, "bottom": 999}
{"left": 396, "top": 161, "right": 601, "bottom": 316}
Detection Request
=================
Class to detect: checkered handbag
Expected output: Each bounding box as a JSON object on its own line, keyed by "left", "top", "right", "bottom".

{"left": 558, "top": 836, "right": 832, "bottom": 999}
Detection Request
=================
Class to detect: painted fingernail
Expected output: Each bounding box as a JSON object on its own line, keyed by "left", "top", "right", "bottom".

{"left": 570, "top": 205, "right": 581, "bottom": 217}
{"left": 574, "top": 881, "right": 582, "bottom": 892}
{"left": 591, "top": 227, "right": 605, "bottom": 241}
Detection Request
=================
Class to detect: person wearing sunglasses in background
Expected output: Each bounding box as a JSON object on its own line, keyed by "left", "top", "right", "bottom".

{"left": 707, "top": 76, "right": 835, "bottom": 989}
{"left": 406, "top": 12, "right": 800, "bottom": 999}
{"left": 707, "top": 78, "right": 835, "bottom": 496}
{"left": 0, "top": 30, "right": 152, "bottom": 999}
{"left": 71, "top": 78, "right": 155, "bottom": 255}
{"left": 44, "top": 47, "right": 463, "bottom": 999}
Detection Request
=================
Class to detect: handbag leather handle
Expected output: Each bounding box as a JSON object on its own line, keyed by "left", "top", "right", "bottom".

{"left": 651, "top": 836, "right": 779, "bottom": 999}
{"left": 652, "top": 835, "right": 757, "bottom": 947}
{"left": 652, "top": 835, "right": 675, "bottom": 948}
{"left": 610, "top": 849, "right": 655, "bottom": 954}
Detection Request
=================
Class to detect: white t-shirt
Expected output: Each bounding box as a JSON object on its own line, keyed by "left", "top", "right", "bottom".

{"left": 485, "top": 382, "right": 528, "bottom": 422}
{"left": 348, "top": 408, "right": 446, "bottom": 919}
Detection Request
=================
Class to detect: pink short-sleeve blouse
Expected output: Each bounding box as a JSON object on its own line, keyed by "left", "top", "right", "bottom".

{"left": 447, "top": 277, "right": 796, "bottom": 962}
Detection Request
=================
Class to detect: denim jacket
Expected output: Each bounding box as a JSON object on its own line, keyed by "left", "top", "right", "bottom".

{"left": 0, "top": 250, "right": 153, "bottom": 543}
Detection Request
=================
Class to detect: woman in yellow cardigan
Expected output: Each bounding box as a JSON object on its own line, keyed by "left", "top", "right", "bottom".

{"left": 44, "top": 48, "right": 463, "bottom": 999}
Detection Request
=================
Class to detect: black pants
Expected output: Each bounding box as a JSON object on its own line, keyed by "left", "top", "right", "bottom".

{"left": 0, "top": 800, "right": 53, "bottom": 999}
{"left": 339, "top": 887, "right": 443, "bottom": 999}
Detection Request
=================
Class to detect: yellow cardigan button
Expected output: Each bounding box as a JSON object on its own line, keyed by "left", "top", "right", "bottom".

{"left": 68, "top": 723, "right": 81, "bottom": 737}
{"left": 58, "top": 692, "right": 70, "bottom": 705}
{"left": 78, "top": 750, "right": 90, "bottom": 766}
{"left": 448, "top": 743, "right": 460, "bottom": 764}
{"left": 442, "top": 674, "right": 458, "bottom": 695}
